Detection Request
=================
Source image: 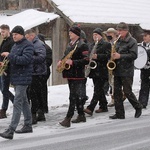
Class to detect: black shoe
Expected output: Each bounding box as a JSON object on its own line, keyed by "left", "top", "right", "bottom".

{"left": 135, "top": 108, "right": 142, "bottom": 118}
{"left": 15, "top": 126, "right": 33, "bottom": 134}
{"left": 0, "top": 129, "right": 14, "bottom": 140}
{"left": 142, "top": 105, "right": 146, "bottom": 109}
{"left": 0, "top": 109, "right": 7, "bottom": 119}
{"left": 71, "top": 115, "right": 86, "bottom": 123}
{"left": 37, "top": 109, "right": 46, "bottom": 121}
{"left": 32, "top": 114, "right": 37, "bottom": 125}
{"left": 109, "top": 114, "right": 125, "bottom": 119}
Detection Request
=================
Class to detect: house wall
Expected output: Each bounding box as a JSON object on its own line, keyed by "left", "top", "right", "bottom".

{"left": 52, "top": 17, "right": 69, "bottom": 85}
{"left": 0, "top": 0, "right": 53, "bottom": 12}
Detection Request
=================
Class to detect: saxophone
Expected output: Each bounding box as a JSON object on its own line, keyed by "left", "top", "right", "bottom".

{"left": 0, "top": 57, "right": 9, "bottom": 76}
{"left": 107, "top": 35, "right": 121, "bottom": 71}
{"left": 85, "top": 38, "right": 98, "bottom": 78}
{"left": 56, "top": 43, "right": 78, "bottom": 73}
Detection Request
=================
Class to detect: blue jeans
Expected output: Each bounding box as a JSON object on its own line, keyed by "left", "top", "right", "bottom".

{"left": 0, "top": 74, "right": 14, "bottom": 110}
{"left": 9, "top": 85, "right": 32, "bottom": 131}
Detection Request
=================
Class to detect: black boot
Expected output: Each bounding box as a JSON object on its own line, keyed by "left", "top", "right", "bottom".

{"left": 15, "top": 125, "right": 33, "bottom": 134}
{"left": 37, "top": 110, "right": 46, "bottom": 121}
{"left": 71, "top": 115, "right": 86, "bottom": 123}
{"left": 59, "top": 117, "right": 71, "bottom": 127}
{"left": 0, "top": 128, "right": 14, "bottom": 140}
{"left": 32, "top": 114, "right": 37, "bottom": 125}
{"left": 0, "top": 109, "right": 7, "bottom": 119}
{"left": 135, "top": 107, "right": 142, "bottom": 118}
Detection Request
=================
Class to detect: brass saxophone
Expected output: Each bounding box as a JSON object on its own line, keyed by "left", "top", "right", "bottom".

{"left": 0, "top": 57, "right": 9, "bottom": 76}
{"left": 85, "top": 38, "right": 98, "bottom": 77}
{"left": 107, "top": 35, "right": 121, "bottom": 71}
{"left": 56, "top": 43, "right": 78, "bottom": 73}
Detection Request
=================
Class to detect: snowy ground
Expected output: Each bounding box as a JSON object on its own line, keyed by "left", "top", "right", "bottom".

{"left": 0, "top": 69, "right": 150, "bottom": 147}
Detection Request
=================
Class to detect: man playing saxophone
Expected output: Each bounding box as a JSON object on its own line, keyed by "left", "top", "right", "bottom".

{"left": 57, "top": 25, "right": 89, "bottom": 127}
{"left": 109, "top": 22, "right": 142, "bottom": 119}
{"left": 84, "top": 28, "right": 111, "bottom": 115}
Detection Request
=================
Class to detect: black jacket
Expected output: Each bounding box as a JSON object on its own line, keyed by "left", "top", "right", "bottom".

{"left": 114, "top": 33, "right": 137, "bottom": 77}
{"left": 88, "top": 39, "right": 111, "bottom": 79}
{"left": 62, "top": 39, "right": 89, "bottom": 79}
{"left": 0, "top": 36, "right": 14, "bottom": 74}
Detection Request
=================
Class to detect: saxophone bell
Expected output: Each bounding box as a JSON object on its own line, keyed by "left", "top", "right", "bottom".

{"left": 64, "top": 63, "right": 70, "bottom": 70}
{"left": 89, "top": 60, "right": 97, "bottom": 69}
{"left": 107, "top": 60, "right": 116, "bottom": 71}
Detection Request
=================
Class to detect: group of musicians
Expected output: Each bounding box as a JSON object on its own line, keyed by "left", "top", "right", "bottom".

{"left": 57, "top": 22, "right": 150, "bottom": 127}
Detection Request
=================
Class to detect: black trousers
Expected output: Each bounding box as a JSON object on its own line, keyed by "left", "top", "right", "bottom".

{"left": 87, "top": 78, "right": 108, "bottom": 112}
{"left": 138, "top": 69, "right": 150, "bottom": 107}
{"left": 114, "top": 76, "right": 142, "bottom": 117}
{"left": 28, "top": 75, "right": 47, "bottom": 114}
{"left": 66, "top": 79, "right": 86, "bottom": 118}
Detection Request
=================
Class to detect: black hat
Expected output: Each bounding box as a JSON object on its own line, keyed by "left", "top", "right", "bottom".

{"left": 93, "top": 28, "right": 103, "bottom": 36}
{"left": 11, "top": 25, "right": 24, "bottom": 35}
{"left": 69, "top": 26, "right": 81, "bottom": 36}
{"left": 116, "top": 22, "right": 129, "bottom": 30}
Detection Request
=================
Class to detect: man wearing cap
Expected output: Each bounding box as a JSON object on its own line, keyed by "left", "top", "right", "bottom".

{"left": 138, "top": 30, "right": 150, "bottom": 109}
{"left": 104, "top": 28, "right": 119, "bottom": 107}
{"left": 0, "top": 25, "right": 34, "bottom": 139}
{"left": 57, "top": 25, "right": 89, "bottom": 127}
{"left": 109, "top": 22, "right": 142, "bottom": 119}
{"left": 84, "top": 28, "right": 111, "bottom": 116}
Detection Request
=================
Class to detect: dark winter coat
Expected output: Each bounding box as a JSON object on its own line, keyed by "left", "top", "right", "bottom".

{"left": 32, "top": 36, "right": 47, "bottom": 76}
{"left": 88, "top": 39, "right": 111, "bottom": 79}
{"left": 114, "top": 33, "right": 137, "bottom": 77}
{"left": 7, "top": 37, "right": 34, "bottom": 85}
{"left": 0, "top": 36, "right": 14, "bottom": 74}
{"left": 62, "top": 39, "right": 89, "bottom": 79}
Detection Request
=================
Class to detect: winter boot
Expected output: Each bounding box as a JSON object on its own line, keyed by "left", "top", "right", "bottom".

{"left": 37, "top": 110, "right": 46, "bottom": 121}
{"left": 15, "top": 125, "right": 33, "bottom": 134}
{"left": 71, "top": 115, "right": 86, "bottom": 123}
{"left": 0, "top": 128, "right": 14, "bottom": 140}
{"left": 0, "top": 109, "right": 7, "bottom": 119}
{"left": 59, "top": 117, "right": 71, "bottom": 127}
{"left": 32, "top": 114, "right": 37, "bottom": 125}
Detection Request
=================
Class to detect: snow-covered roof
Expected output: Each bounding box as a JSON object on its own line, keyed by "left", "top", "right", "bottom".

{"left": 51, "top": 0, "right": 150, "bottom": 30}
{"left": 0, "top": 9, "right": 59, "bottom": 31}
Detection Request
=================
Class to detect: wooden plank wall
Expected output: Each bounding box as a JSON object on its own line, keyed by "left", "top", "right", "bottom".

{"left": 52, "top": 17, "right": 68, "bottom": 85}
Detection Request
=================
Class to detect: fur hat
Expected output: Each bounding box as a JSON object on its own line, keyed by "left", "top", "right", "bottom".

{"left": 69, "top": 26, "right": 81, "bottom": 36}
{"left": 11, "top": 25, "right": 24, "bottom": 35}
{"left": 93, "top": 28, "right": 103, "bottom": 36}
{"left": 116, "top": 22, "right": 129, "bottom": 30}
{"left": 105, "top": 28, "right": 117, "bottom": 34}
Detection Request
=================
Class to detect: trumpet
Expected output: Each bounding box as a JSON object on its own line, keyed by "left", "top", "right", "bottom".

{"left": 0, "top": 57, "right": 9, "bottom": 76}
